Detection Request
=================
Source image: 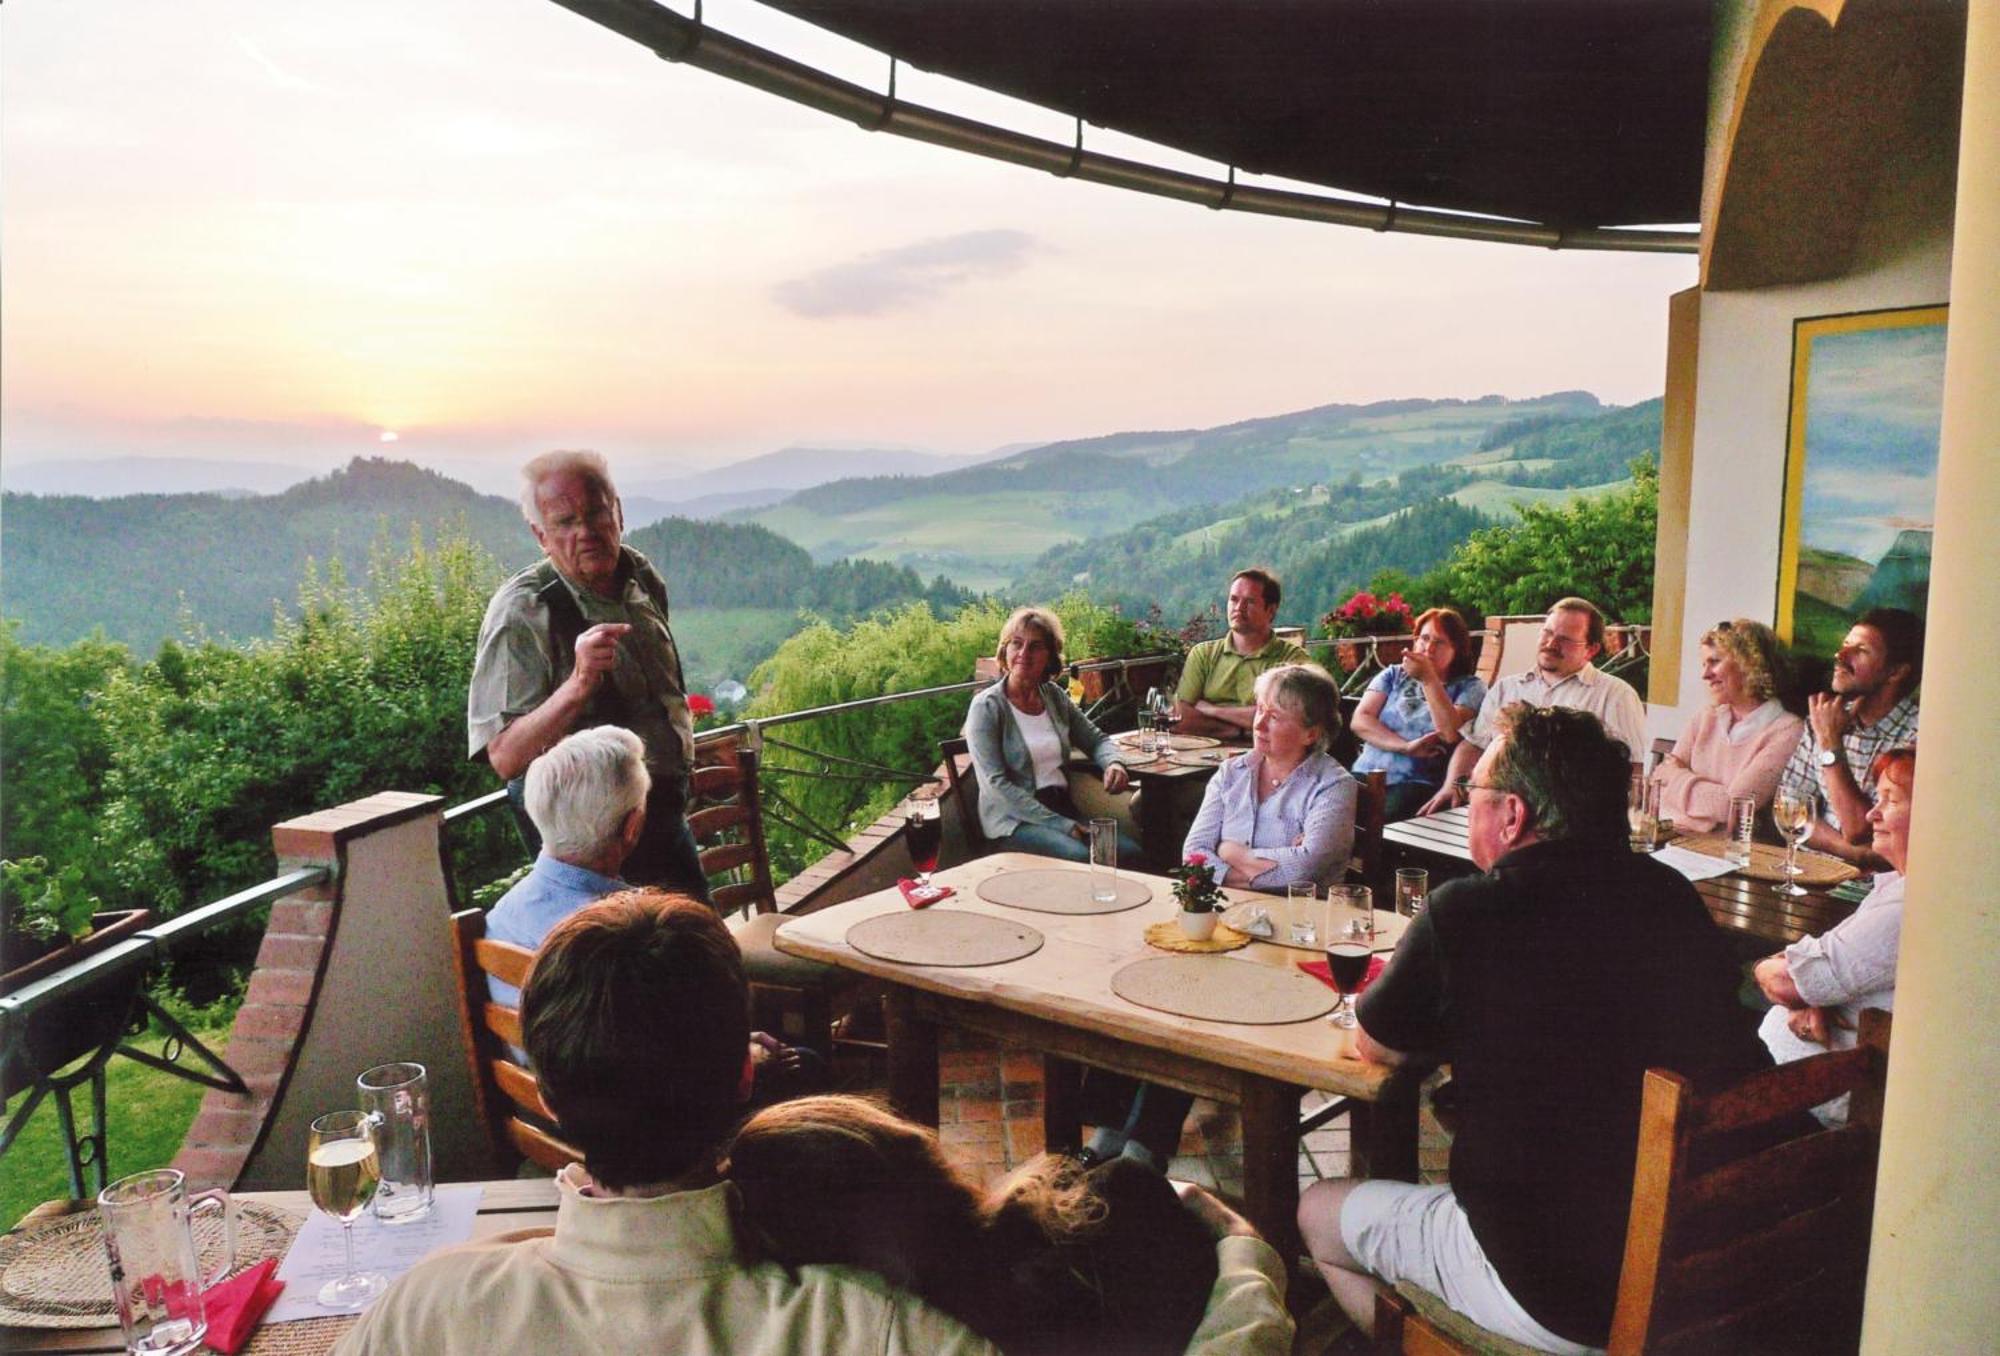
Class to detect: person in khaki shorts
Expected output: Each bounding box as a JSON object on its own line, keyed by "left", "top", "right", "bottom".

{"left": 1172, "top": 568, "right": 1313, "bottom": 739}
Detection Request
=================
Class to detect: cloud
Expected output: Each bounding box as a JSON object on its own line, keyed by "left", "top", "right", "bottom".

{"left": 233, "top": 34, "right": 321, "bottom": 93}
{"left": 772, "top": 230, "right": 1040, "bottom": 318}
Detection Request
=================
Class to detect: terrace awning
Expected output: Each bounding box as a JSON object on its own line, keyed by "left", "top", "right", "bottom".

{"left": 550, "top": 0, "right": 1710, "bottom": 252}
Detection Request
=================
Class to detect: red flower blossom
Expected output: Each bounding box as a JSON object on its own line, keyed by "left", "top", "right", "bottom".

{"left": 687, "top": 693, "right": 716, "bottom": 717}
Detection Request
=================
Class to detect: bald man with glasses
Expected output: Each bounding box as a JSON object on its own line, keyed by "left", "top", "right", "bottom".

{"left": 1421, "top": 598, "right": 1647, "bottom": 816}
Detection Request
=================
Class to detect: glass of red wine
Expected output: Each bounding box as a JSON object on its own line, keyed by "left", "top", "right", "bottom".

{"left": 1324, "top": 884, "right": 1375, "bottom": 1028}
{"left": 906, "top": 791, "right": 943, "bottom": 890}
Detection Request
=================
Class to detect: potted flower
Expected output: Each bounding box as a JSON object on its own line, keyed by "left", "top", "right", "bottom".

{"left": 1166, "top": 852, "right": 1225, "bottom": 940}
{"left": 1319, "top": 590, "right": 1417, "bottom": 672}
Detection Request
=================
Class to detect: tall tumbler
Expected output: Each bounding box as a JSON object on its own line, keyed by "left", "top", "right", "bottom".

{"left": 99, "top": 1169, "right": 235, "bottom": 1355}
{"left": 358, "top": 1061, "right": 434, "bottom": 1225}
{"left": 1726, "top": 796, "right": 1757, "bottom": 867}
{"left": 1088, "top": 818, "right": 1120, "bottom": 904}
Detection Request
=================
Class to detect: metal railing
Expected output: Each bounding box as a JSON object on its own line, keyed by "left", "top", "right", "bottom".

{"left": 1, "top": 867, "right": 330, "bottom": 1198}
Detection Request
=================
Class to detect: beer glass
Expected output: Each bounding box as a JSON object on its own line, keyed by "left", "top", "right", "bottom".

{"left": 98, "top": 1169, "right": 235, "bottom": 1356}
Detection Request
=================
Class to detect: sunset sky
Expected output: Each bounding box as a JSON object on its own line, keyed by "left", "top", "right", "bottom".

{"left": 2, "top": 0, "right": 1699, "bottom": 492}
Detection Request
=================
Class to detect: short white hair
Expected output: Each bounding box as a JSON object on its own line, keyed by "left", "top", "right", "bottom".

{"left": 525, "top": 726, "right": 651, "bottom": 862}
{"left": 520, "top": 449, "right": 617, "bottom": 528}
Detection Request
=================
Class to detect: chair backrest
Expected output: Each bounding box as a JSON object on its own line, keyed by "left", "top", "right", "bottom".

{"left": 691, "top": 739, "right": 778, "bottom": 916}
{"left": 1477, "top": 614, "right": 1549, "bottom": 686}
{"left": 1349, "top": 769, "right": 1388, "bottom": 894}
{"left": 1649, "top": 735, "right": 1676, "bottom": 775}
{"left": 939, "top": 736, "right": 991, "bottom": 854}
{"left": 1608, "top": 1009, "right": 1891, "bottom": 1354}
{"left": 447, "top": 907, "right": 582, "bottom": 1176}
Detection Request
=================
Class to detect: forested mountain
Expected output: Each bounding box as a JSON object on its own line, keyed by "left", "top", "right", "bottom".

{"left": 736, "top": 392, "right": 1609, "bottom": 590}
{"left": 1012, "top": 397, "right": 1663, "bottom": 626}
{"left": 0, "top": 458, "right": 968, "bottom": 656}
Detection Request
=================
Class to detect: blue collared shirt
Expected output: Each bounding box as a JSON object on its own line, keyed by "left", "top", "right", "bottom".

{"left": 1181, "top": 749, "right": 1357, "bottom": 891}
{"left": 485, "top": 854, "right": 628, "bottom": 1008}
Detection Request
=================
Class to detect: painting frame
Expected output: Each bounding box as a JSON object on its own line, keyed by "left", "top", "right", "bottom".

{"left": 1776, "top": 303, "right": 1948, "bottom": 660}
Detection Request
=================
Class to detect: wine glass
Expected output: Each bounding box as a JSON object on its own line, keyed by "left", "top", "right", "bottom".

{"left": 1771, "top": 789, "right": 1816, "bottom": 897}
{"left": 905, "top": 790, "right": 943, "bottom": 891}
{"left": 307, "top": 1110, "right": 388, "bottom": 1309}
{"left": 1324, "top": 885, "right": 1375, "bottom": 1028}
{"left": 1152, "top": 688, "right": 1178, "bottom": 743}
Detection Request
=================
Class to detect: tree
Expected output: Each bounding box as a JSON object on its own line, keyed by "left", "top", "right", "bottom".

{"left": 0, "top": 624, "right": 132, "bottom": 902}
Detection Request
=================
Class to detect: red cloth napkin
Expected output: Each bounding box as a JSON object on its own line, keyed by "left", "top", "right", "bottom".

{"left": 1298, "top": 955, "right": 1386, "bottom": 993}
{"left": 899, "top": 878, "right": 955, "bottom": 908}
{"left": 201, "top": 1258, "right": 285, "bottom": 1354}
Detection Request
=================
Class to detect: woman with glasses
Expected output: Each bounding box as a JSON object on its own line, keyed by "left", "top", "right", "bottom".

{"left": 1652, "top": 619, "right": 1802, "bottom": 832}
{"left": 1351, "top": 608, "right": 1487, "bottom": 820}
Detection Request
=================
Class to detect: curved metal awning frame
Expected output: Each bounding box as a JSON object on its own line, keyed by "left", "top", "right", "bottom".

{"left": 549, "top": 0, "right": 1699, "bottom": 255}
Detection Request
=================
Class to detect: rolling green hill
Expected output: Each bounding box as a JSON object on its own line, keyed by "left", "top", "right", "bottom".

{"left": 0, "top": 459, "right": 968, "bottom": 687}
{"left": 735, "top": 392, "right": 1610, "bottom": 585}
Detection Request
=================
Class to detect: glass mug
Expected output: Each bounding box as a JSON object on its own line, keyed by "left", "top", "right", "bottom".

{"left": 98, "top": 1169, "right": 236, "bottom": 1356}
{"left": 358, "top": 1061, "right": 434, "bottom": 1225}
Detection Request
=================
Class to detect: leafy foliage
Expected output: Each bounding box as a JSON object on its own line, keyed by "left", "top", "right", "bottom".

{"left": 1, "top": 623, "right": 132, "bottom": 903}
{"left": 0, "top": 856, "right": 102, "bottom": 948}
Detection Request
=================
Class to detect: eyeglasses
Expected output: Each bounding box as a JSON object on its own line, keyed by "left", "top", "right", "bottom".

{"left": 1452, "top": 777, "right": 1507, "bottom": 797}
{"left": 1537, "top": 630, "right": 1588, "bottom": 650}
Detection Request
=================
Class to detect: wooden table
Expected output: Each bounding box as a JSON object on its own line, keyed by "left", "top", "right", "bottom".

{"left": 774, "top": 853, "right": 1424, "bottom": 1258}
{"left": 1, "top": 1179, "right": 560, "bottom": 1354}
{"left": 1110, "top": 733, "right": 1247, "bottom": 871}
{"left": 1381, "top": 807, "right": 1861, "bottom": 949}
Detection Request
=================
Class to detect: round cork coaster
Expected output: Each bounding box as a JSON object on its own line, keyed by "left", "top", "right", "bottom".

{"left": 1110, "top": 954, "right": 1337, "bottom": 1025}
{"left": 975, "top": 868, "right": 1152, "bottom": 914}
{"left": 846, "top": 910, "right": 1045, "bottom": 968}
{"left": 1143, "top": 921, "right": 1252, "bottom": 954}
{"left": 0, "top": 1200, "right": 301, "bottom": 1328}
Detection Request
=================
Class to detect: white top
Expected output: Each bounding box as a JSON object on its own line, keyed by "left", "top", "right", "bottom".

{"left": 1007, "top": 702, "right": 1069, "bottom": 790}
{"left": 1725, "top": 698, "right": 1791, "bottom": 745}
{"left": 1465, "top": 662, "right": 1649, "bottom": 765}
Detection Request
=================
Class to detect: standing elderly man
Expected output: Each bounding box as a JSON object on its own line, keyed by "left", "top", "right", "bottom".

{"left": 1298, "top": 705, "right": 1769, "bottom": 1351}
{"left": 1173, "top": 568, "right": 1314, "bottom": 738}
{"left": 1421, "top": 596, "right": 1647, "bottom": 814}
{"left": 1775, "top": 607, "right": 1921, "bottom": 867}
{"left": 469, "top": 449, "right": 707, "bottom": 900}
{"left": 337, "top": 891, "right": 1296, "bottom": 1356}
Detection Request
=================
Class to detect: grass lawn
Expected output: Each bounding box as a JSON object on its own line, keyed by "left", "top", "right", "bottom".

{"left": 1, "top": 1026, "right": 226, "bottom": 1228}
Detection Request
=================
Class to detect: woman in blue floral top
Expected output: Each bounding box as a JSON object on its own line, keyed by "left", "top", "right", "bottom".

{"left": 1350, "top": 607, "right": 1486, "bottom": 820}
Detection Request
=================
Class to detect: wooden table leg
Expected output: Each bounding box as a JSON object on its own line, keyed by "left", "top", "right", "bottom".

{"left": 884, "top": 989, "right": 939, "bottom": 1128}
{"left": 1349, "top": 1077, "right": 1420, "bottom": 1182}
{"left": 1239, "top": 1077, "right": 1304, "bottom": 1262}
{"left": 1042, "top": 1055, "right": 1084, "bottom": 1154}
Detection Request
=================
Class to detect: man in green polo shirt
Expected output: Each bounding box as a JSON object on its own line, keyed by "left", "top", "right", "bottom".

{"left": 1173, "top": 568, "right": 1314, "bottom": 737}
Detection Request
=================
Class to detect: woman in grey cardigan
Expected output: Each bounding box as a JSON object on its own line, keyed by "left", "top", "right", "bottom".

{"left": 965, "top": 607, "right": 1143, "bottom": 862}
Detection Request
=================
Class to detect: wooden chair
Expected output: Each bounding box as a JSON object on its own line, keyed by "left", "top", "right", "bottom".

{"left": 939, "top": 736, "right": 992, "bottom": 855}
{"left": 1649, "top": 735, "right": 1677, "bottom": 776}
{"left": 448, "top": 907, "right": 580, "bottom": 1175}
{"left": 694, "top": 738, "right": 852, "bottom": 1055}
{"left": 1349, "top": 769, "right": 1388, "bottom": 896}
{"left": 1374, "top": 1010, "right": 1891, "bottom": 1355}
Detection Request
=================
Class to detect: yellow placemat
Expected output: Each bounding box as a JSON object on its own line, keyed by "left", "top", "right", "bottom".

{"left": 1144, "top": 920, "right": 1251, "bottom": 953}
{"left": 1674, "top": 833, "right": 1861, "bottom": 887}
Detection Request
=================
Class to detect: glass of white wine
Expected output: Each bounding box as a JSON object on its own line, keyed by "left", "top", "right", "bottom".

{"left": 1771, "top": 788, "right": 1816, "bottom": 898}
{"left": 307, "top": 1110, "right": 388, "bottom": 1309}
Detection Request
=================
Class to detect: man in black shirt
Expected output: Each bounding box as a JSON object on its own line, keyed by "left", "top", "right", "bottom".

{"left": 1298, "top": 704, "right": 1769, "bottom": 1351}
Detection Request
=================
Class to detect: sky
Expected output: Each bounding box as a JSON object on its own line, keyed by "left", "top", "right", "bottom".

{"left": 2, "top": 0, "right": 1700, "bottom": 494}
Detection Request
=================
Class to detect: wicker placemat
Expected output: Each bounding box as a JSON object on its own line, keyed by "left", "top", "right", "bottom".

{"left": 244, "top": 1315, "right": 357, "bottom": 1355}
{"left": 0, "top": 1199, "right": 301, "bottom": 1328}
{"left": 1111, "top": 731, "right": 1220, "bottom": 752}
{"left": 1143, "top": 921, "right": 1251, "bottom": 953}
{"left": 846, "top": 910, "right": 1045, "bottom": 967}
{"left": 1110, "top": 955, "right": 1337, "bottom": 1024}
{"left": 975, "top": 868, "right": 1152, "bottom": 914}
{"left": 1674, "top": 833, "right": 1860, "bottom": 886}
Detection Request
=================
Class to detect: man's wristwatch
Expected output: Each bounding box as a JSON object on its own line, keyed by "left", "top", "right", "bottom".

{"left": 1816, "top": 746, "right": 1840, "bottom": 768}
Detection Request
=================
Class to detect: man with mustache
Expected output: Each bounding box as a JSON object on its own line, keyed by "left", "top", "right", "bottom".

{"left": 1775, "top": 607, "right": 1922, "bottom": 868}
{"left": 1422, "top": 597, "right": 1647, "bottom": 815}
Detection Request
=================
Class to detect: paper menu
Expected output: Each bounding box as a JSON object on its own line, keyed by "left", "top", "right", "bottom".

{"left": 266, "top": 1183, "right": 483, "bottom": 1323}
{"left": 1651, "top": 844, "right": 1743, "bottom": 882}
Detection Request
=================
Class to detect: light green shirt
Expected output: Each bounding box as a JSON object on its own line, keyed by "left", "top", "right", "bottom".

{"left": 1176, "top": 635, "right": 1314, "bottom": 707}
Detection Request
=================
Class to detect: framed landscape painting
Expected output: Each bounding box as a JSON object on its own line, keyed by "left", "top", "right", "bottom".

{"left": 1776, "top": 304, "right": 1947, "bottom": 661}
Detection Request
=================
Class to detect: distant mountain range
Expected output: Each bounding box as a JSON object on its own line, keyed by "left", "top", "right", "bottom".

{"left": 1, "top": 456, "right": 327, "bottom": 498}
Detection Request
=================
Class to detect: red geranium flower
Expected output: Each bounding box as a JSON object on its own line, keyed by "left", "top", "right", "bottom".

{"left": 688, "top": 693, "right": 716, "bottom": 717}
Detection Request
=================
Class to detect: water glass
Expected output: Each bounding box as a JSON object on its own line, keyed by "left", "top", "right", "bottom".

{"left": 99, "top": 1169, "right": 235, "bottom": 1356}
{"left": 1394, "top": 866, "right": 1429, "bottom": 918}
{"left": 1286, "top": 881, "right": 1321, "bottom": 946}
{"left": 358, "top": 1061, "right": 434, "bottom": 1225}
{"left": 1628, "top": 777, "right": 1661, "bottom": 852}
{"left": 1088, "top": 818, "right": 1119, "bottom": 903}
{"left": 1136, "top": 709, "right": 1158, "bottom": 755}
{"left": 1726, "top": 796, "right": 1756, "bottom": 867}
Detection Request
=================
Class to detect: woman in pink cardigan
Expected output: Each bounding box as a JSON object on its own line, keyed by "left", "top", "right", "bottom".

{"left": 1654, "top": 619, "right": 1803, "bottom": 832}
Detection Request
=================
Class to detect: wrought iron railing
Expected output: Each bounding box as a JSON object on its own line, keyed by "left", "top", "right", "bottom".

{"left": 0, "top": 867, "right": 329, "bottom": 1198}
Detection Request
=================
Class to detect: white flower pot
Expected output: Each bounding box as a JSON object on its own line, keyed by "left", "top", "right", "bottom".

{"left": 1178, "top": 909, "right": 1218, "bottom": 941}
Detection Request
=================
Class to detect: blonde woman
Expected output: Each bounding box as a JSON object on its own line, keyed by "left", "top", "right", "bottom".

{"left": 1653, "top": 619, "right": 1802, "bottom": 832}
